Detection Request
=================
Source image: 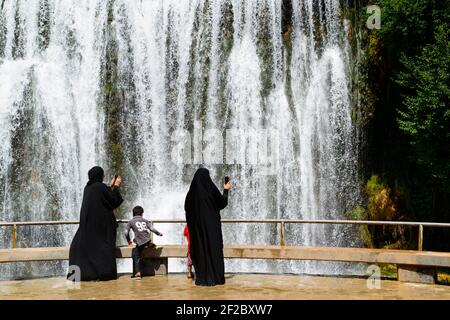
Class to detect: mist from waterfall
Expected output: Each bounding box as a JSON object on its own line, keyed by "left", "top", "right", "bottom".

{"left": 0, "top": 0, "right": 363, "bottom": 280}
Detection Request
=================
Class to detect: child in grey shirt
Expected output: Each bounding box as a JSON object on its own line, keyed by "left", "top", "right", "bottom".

{"left": 125, "top": 206, "right": 163, "bottom": 279}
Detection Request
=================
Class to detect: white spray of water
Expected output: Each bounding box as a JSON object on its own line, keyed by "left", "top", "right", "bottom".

{"left": 0, "top": 0, "right": 362, "bottom": 278}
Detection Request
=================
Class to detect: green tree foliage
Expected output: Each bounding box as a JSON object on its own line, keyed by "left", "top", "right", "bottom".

{"left": 344, "top": 1, "right": 449, "bottom": 248}
{"left": 397, "top": 26, "right": 450, "bottom": 191}
{"left": 376, "top": 0, "right": 450, "bottom": 191}
{"left": 379, "top": 0, "right": 432, "bottom": 57}
{"left": 364, "top": 0, "right": 449, "bottom": 218}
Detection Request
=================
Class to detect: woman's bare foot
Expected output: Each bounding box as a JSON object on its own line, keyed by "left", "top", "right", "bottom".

{"left": 132, "top": 272, "right": 142, "bottom": 280}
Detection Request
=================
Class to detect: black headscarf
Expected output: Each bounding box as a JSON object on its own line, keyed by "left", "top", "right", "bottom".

{"left": 184, "top": 168, "right": 228, "bottom": 286}
{"left": 187, "top": 168, "right": 221, "bottom": 200}
{"left": 87, "top": 166, "right": 104, "bottom": 185}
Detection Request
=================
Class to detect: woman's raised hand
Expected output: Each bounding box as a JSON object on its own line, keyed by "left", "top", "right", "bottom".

{"left": 110, "top": 176, "right": 122, "bottom": 188}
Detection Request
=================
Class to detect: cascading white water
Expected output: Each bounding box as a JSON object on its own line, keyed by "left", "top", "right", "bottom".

{"left": 0, "top": 0, "right": 109, "bottom": 279}
{"left": 0, "top": 0, "right": 363, "bottom": 280}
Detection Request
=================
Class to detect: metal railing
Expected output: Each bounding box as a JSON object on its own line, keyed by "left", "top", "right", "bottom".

{"left": 1, "top": 219, "right": 450, "bottom": 251}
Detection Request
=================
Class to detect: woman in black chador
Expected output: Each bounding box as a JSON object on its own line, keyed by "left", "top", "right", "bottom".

{"left": 68, "top": 166, "right": 123, "bottom": 281}
{"left": 184, "top": 168, "right": 232, "bottom": 286}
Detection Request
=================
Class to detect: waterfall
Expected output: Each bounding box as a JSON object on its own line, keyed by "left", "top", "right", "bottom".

{"left": 0, "top": 0, "right": 363, "bottom": 280}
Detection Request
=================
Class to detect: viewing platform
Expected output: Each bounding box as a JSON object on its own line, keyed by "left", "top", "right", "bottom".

{"left": 1, "top": 274, "right": 450, "bottom": 300}
{"left": 2, "top": 244, "right": 450, "bottom": 284}
{"left": 1, "top": 219, "right": 450, "bottom": 299}
{"left": 2, "top": 218, "right": 450, "bottom": 282}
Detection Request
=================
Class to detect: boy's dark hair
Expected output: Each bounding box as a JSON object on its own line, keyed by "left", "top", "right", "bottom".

{"left": 133, "top": 206, "right": 144, "bottom": 216}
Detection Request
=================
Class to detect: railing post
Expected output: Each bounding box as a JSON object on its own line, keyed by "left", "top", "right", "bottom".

{"left": 280, "top": 222, "right": 286, "bottom": 246}
{"left": 418, "top": 224, "right": 423, "bottom": 251}
{"left": 12, "top": 224, "right": 17, "bottom": 248}
{"left": 150, "top": 221, "right": 154, "bottom": 243}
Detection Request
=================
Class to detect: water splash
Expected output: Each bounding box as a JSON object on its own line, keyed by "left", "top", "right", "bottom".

{"left": 0, "top": 0, "right": 363, "bottom": 279}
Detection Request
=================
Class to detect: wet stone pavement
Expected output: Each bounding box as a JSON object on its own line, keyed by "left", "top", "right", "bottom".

{"left": 1, "top": 274, "right": 450, "bottom": 300}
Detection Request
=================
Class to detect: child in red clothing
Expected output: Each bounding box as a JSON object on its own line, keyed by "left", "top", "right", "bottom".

{"left": 183, "top": 224, "right": 193, "bottom": 279}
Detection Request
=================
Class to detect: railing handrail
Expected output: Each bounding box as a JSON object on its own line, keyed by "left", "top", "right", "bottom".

{"left": 2, "top": 218, "right": 449, "bottom": 251}
{"left": 0, "top": 219, "right": 450, "bottom": 228}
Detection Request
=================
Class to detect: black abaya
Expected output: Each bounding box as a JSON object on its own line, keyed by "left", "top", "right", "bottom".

{"left": 68, "top": 167, "right": 123, "bottom": 281}
{"left": 184, "top": 168, "right": 228, "bottom": 286}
